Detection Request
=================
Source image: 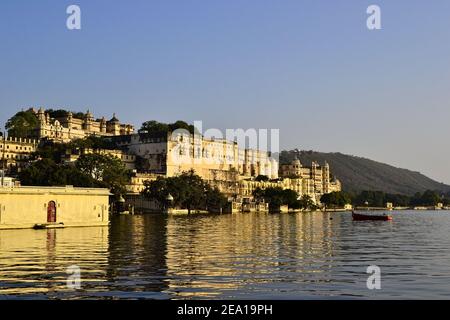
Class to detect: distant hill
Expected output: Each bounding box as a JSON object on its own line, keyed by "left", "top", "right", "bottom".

{"left": 279, "top": 150, "right": 450, "bottom": 195}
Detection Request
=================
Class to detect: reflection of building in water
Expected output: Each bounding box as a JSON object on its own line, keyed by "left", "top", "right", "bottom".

{"left": 0, "top": 227, "right": 109, "bottom": 297}
{"left": 106, "top": 215, "right": 169, "bottom": 295}
{"left": 277, "top": 213, "right": 336, "bottom": 280}
{"left": 163, "top": 213, "right": 338, "bottom": 298}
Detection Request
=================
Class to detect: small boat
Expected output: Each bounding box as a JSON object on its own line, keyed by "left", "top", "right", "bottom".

{"left": 352, "top": 211, "right": 392, "bottom": 221}
{"left": 33, "top": 223, "right": 65, "bottom": 230}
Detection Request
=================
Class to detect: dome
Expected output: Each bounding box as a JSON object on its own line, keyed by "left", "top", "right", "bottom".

{"left": 109, "top": 113, "right": 120, "bottom": 123}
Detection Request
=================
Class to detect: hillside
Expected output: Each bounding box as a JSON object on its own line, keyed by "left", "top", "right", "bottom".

{"left": 279, "top": 150, "right": 450, "bottom": 195}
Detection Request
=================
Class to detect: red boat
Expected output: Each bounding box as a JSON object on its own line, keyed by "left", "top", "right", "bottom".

{"left": 352, "top": 211, "right": 393, "bottom": 221}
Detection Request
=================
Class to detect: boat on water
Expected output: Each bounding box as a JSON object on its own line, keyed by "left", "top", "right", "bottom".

{"left": 352, "top": 211, "right": 393, "bottom": 221}
{"left": 33, "top": 223, "right": 65, "bottom": 230}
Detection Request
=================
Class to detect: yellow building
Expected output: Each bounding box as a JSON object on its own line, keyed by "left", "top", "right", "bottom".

{"left": 279, "top": 158, "right": 341, "bottom": 200}
{"left": 126, "top": 172, "right": 162, "bottom": 194}
{"left": 0, "top": 137, "right": 38, "bottom": 169}
{"left": 0, "top": 186, "right": 110, "bottom": 229}
{"left": 113, "top": 131, "right": 278, "bottom": 183}
{"left": 114, "top": 132, "right": 341, "bottom": 205}
{"left": 26, "top": 108, "right": 134, "bottom": 143}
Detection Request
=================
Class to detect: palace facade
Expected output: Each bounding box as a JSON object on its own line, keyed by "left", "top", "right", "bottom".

{"left": 279, "top": 158, "right": 341, "bottom": 196}
{"left": 28, "top": 108, "right": 134, "bottom": 143}
{"left": 113, "top": 131, "right": 278, "bottom": 182}
{"left": 4, "top": 108, "right": 342, "bottom": 206}
{"left": 113, "top": 131, "right": 341, "bottom": 203}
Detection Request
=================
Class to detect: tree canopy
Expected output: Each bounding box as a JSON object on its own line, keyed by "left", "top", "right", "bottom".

{"left": 20, "top": 150, "right": 130, "bottom": 198}
{"left": 69, "top": 136, "right": 117, "bottom": 150}
{"left": 19, "top": 158, "right": 96, "bottom": 188}
{"left": 320, "top": 189, "right": 446, "bottom": 208}
{"left": 32, "top": 136, "right": 118, "bottom": 164}
{"left": 46, "top": 109, "right": 85, "bottom": 120}
{"left": 5, "top": 110, "right": 39, "bottom": 138}
{"left": 76, "top": 153, "right": 130, "bottom": 197}
{"left": 320, "top": 191, "right": 352, "bottom": 208}
{"left": 139, "top": 120, "right": 198, "bottom": 135}
{"left": 252, "top": 187, "right": 314, "bottom": 211}
{"left": 142, "top": 170, "right": 227, "bottom": 213}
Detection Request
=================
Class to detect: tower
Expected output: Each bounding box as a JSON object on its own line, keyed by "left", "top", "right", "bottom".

{"left": 37, "top": 108, "right": 46, "bottom": 125}
{"left": 36, "top": 108, "right": 47, "bottom": 139}
{"left": 84, "top": 110, "right": 94, "bottom": 132}
{"left": 311, "top": 161, "right": 320, "bottom": 194}
{"left": 107, "top": 113, "right": 121, "bottom": 135}
{"left": 292, "top": 157, "right": 302, "bottom": 177}
{"left": 323, "top": 161, "right": 330, "bottom": 194}
{"left": 67, "top": 111, "right": 73, "bottom": 127}
{"left": 100, "top": 117, "right": 107, "bottom": 133}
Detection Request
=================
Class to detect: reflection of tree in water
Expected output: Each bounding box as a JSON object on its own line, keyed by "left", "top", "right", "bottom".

{"left": 106, "top": 215, "right": 169, "bottom": 296}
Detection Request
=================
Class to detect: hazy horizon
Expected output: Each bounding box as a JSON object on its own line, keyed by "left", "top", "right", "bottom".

{"left": 1, "top": 0, "right": 449, "bottom": 183}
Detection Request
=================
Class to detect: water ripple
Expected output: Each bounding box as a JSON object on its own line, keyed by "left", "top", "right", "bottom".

{"left": 1, "top": 211, "right": 450, "bottom": 299}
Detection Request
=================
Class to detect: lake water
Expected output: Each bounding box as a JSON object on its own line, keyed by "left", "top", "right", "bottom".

{"left": 1, "top": 211, "right": 450, "bottom": 299}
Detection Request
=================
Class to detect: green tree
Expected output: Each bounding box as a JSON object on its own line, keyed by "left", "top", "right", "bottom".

{"left": 142, "top": 176, "right": 171, "bottom": 208}
{"left": 76, "top": 153, "right": 130, "bottom": 198}
{"left": 252, "top": 187, "right": 302, "bottom": 211}
{"left": 6, "top": 110, "right": 39, "bottom": 138}
{"left": 299, "top": 195, "right": 317, "bottom": 210}
{"left": 261, "top": 187, "right": 285, "bottom": 212}
{"left": 173, "top": 170, "right": 208, "bottom": 214}
{"left": 355, "top": 191, "right": 385, "bottom": 207}
{"left": 385, "top": 193, "right": 411, "bottom": 207}
{"left": 206, "top": 187, "right": 228, "bottom": 213}
{"left": 140, "top": 120, "right": 198, "bottom": 135}
{"left": 252, "top": 187, "right": 266, "bottom": 202}
{"left": 32, "top": 141, "right": 68, "bottom": 163}
{"left": 418, "top": 190, "right": 441, "bottom": 206}
{"left": 69, "top": 136, "right": 116, "bottom": 150}
{"left": 142, "top": 170, "right": 227, "bottom": 214}
{"left": 19, "top": 159, "right": 96, "bottom": 187}
{"left": 282, "top": 189, "right": 301, "bottom": 209}
{"left": 46, "top": 109, "right": 85, "bottom": 119}
{"left": 320, "top": 191, "right": 352, "bottom": 208}
{"left": 140, "top": 120, "right": 170, "bottom": 134}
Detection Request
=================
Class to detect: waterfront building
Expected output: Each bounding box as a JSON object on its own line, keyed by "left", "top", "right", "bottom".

{"left": 25, "top": 108, "right": 134, "bottom": 143}
{"left": 4, "top": 107, "right": 341, "bottom": 208}
{"left": 0, "top": 186, "right": 110, "bottom": 229}
{"left": 116, "top": 131, "right": 340, "bottom": 207}
{"left": 112, "top": 131, "right": 278, "bottom": 184}
{"left": 279, "top": 158, "right": 341, "bottom": 200}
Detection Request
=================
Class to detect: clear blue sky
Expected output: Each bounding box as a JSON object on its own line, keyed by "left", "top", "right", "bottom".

{"left": 1, "top": 1, "right": 450, "bottom": 183}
